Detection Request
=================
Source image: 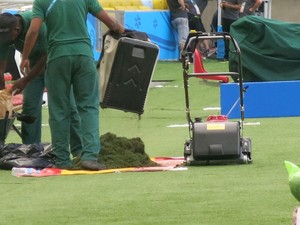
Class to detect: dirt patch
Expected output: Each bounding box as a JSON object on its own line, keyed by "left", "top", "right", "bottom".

{"left": 98, "top": 132, "right": 158, "bottom": 169}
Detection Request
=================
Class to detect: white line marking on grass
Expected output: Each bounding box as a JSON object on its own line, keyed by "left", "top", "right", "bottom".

{"left": 153, "top": 85, "right": 164, "bottom": 88}
{"left": 13, "top": 123, "right": 49, "bottom": 128}
{"left": 169, "top": 167, "right": 188, "bottom": 171}
{"left": 203, "top": 107, "right": 221, "bottom": 111}
{"left": 153, "top": 85, "right": 179, "bottom": 88}
{"left": 167, "top": 124, "right": 189, "bottom": 128}
{"left": 243, "top": 122, "right": 261, "bottom": 126}
{"left": 166, "top": 85, "right": 178, "bottom": 88}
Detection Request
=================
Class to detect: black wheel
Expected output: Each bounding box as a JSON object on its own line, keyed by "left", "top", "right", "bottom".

{"left": 184, "top": 139, "right": 191, "bottom": 159}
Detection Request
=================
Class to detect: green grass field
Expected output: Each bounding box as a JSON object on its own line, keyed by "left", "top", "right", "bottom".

{"left": 1, "top": 60, "right": 299, "bottom": 225}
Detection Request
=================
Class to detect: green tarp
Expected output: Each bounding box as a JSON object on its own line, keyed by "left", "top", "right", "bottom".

{"left": 229, "top": 16, "right": 300, "bottom": 82}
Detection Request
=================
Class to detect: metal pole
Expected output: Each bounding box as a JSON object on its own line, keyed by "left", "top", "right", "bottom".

{"left": 266, "top": 0, "right": 272, "bottom": 19}
{"left": 216, "top": 0, "right": 225, "bottom": 59}
{"left": 217, "top": 0, "right": 222, "bottom": 27}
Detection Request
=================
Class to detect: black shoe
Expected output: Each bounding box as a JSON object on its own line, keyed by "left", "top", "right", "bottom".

{"left": 80, "top": 160, "right": 106, "bottom": 171}
{"left": 71, "top": 157, "right": 82, "bottom": 170}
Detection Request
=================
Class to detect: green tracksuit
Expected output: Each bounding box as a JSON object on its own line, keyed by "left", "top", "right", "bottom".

{"left": 0, "top": 11, "right": 46, "bottom": 144}
{"left": 32, "top": 0, "right": 102, "bottom": 167}
{"left": 0, "top": 11, "right": 82, "bottom": 160}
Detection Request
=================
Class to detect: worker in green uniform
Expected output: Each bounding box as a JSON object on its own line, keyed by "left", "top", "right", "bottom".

{"left": 0, "top": 11, "right": 46, "bottom": 144}
{"left": 0, "top": 11, "right": 82, "bottom": 161}
{"left": 20, "top": 0, "right": 124, "bottom": 170}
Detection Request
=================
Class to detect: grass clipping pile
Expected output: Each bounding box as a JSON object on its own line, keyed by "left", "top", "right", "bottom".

{"left": 98, "top": 133, "right": 158, "bottom": 169}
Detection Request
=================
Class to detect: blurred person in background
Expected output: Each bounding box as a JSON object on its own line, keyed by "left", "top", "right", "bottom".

{"left": 220, "top": 0, "right": 243, "bottom": 60}
{"left": 239, "top": 0, "right": 262, "bottom": 17}
{"left": 185, "top": 0, "right": 216, "bottom": 58}
{"left": 166, "top": 0, "right": 189, "bottom": 60}
{"left": 194, "top": 0, "right": 208, "bottom": 13}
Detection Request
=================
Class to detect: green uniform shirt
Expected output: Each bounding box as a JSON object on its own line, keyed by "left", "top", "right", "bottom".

{"left": 32, "top": 0, "right": 103, "bottom": 62}
{"left": 0, "top": 10, "right": 47, "bottom": 64}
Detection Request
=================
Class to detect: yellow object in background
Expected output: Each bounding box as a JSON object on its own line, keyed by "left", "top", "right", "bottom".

{"left": 110, "top": 0, "right": 123, "bottom": 7}
{"left": 130, "top": 0, "right": 143, "bottom": 6}
{"left": 126, "top": 6, "right": 140, "bottom": 10}
{"left": 138, "top": 5, "right": 152, "bottom": 10}
{"left": 122, "top": 0, "right": 131, "bottom": 6}
{"left": 114, "top": 5, "right": 127, "bottom": 10}
{"left": 103, "top": 7, "right": 115, "bottom": 10}
{"left": 153, "top": 0, "right": 168, "bottom": 9}
{"left": 98, "top": 0, "right": 110, "bottom": 7}
{"left": 100, "top": 0, "right": 156, "bottom": 10}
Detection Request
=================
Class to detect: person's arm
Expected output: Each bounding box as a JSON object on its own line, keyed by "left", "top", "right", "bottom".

{"left": 19, "top": 17, "right": 43, "bottom": 76}
{"left": 12, "top": 53, "right": 47, "bottom": 94}
{"left": 249, "top": 0, "right": 262, "bottom": 13}
{"left": 95, "top": 10, "right": 124, "bottom": 34}
{"left": 221, "top": 1, "right": 241, "bottom": 10}
{"left": 178, "top": 0, "right": 187, "bottom": 10}
{"left": 0, "top": 60, "right": 7, "bottom": 90}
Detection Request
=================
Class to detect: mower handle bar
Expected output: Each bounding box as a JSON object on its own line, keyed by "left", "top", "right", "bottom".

{"left": 182, "top": 32, "right": 241, "bottom": 55}
{"left": 187, "top": 72, "right": 240, "bottom": 77}
{"left": 182, "top": 32, "right": 245, "bottom": 133}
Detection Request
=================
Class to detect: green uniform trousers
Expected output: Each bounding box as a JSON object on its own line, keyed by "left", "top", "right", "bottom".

{"left": 21, "top": 73, "right": 82, "bottom": 160}
{"left": 45, "top": 55, "right": 100, "bottom": 168}
{"left": 21, "top": 74, "right": 44, "bottom": 144}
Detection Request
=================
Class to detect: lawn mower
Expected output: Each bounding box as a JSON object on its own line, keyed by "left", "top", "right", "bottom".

{"left": 181, "top": 32, "right": 252, "bottom": 165}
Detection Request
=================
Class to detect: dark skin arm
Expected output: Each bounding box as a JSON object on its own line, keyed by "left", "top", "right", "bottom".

{"left": 13, "top": 53, "right": 47, "bottom": 94}
{"left": 20, "top": 18, "right": 42, "bottom": 75}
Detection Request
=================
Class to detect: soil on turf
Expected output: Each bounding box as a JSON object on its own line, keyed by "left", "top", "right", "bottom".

{"left": 98, "top": 132, "right": 158, "bottom": 169}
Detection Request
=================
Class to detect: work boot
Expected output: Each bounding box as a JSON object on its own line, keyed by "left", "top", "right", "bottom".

{"left": 71, "top": 157, "right": 82, "bottom": 170}
{"left": 80, "top": 160, "right": 106, "bottom": 171}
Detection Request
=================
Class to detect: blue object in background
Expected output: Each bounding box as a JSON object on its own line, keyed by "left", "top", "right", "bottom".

{"left": 87, "top": 14, "right": 100, "bottom": 61}
{"left": 220, "top": 81, "right": 300, "bottom": 118}
{"left": 2, "top": 9, "right": 19, "bottom": 14}
{"left": 88, "top": 11, "right": 178, "bottom": 61}
{"left": 216, "top": 25, "right": 225, "bottom": 59}
{"left": 124, "top": 11, "right": 178, "bottom": 60}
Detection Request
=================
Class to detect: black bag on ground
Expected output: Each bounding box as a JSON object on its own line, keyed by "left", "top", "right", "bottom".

{"left": 0, "top": 143, "right": 55, "bottom": 170}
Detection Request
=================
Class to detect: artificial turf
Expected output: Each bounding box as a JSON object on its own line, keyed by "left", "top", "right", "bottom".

{"left": 1, "top": 60, "right": 298, "bottom": 225}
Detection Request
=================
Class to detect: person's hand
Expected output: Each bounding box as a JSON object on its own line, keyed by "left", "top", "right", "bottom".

{"left": 221, "top": 1, "right": 227, "bottom": 8}
{"left": 12, "top": 77, "right": 29, "bottom": 95}
{"left": 116, "top": 24, "right": 125, "bottom": 34}
{"left": 20, "top": 58, "right": 31, "bottom": 76}
{"left": 112, "top": 22, "right": 125, "bottom": 35}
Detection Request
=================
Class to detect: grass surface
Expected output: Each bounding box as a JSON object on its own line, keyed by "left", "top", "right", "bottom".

{"left": 1, "top": 60, "right": 298, "bottom": 225}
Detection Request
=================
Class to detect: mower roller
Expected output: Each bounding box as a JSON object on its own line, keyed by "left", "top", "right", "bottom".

{"left": 181, "top": 32, "right": 252, "bottom": 165}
